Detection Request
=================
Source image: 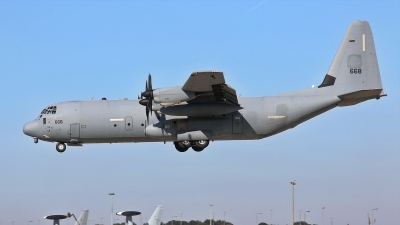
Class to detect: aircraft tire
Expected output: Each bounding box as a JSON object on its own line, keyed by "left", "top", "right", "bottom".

{"left": 174, "top": 141, "right": 190, "bottom": 152}
{"left": 56, "top": 142, "right": 66, "bottom": 153}
{"left": 193, "top": 140, "right": 209, "bottom": 149}
{"left": 192, "top": 145, "right": 204, "bottom": 152}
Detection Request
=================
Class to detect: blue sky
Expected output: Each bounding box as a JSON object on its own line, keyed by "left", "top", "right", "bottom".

{"left": 0, "top": 1, "right": 399, "bottom": 225}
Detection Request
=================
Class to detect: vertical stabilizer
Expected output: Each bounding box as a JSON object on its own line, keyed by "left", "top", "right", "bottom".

{"left": 319, "top": 21, "right": 385, "bottom": 104}
{"left": 74, "top": 210, "right": 89, "bottom": 225}
{"left": 147, "top": 206, "right": 163, "bottom": 225}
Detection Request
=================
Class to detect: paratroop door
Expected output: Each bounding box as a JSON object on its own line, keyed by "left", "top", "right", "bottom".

{"left": 232, "top": 113, "right": 243, "bottom": 134}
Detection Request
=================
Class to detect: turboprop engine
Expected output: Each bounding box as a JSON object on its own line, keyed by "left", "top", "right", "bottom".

{"left": 139, "top": 74, "right": 197, "bottom": 119}
{"left": 152, "top": 87, "right": 195, "bottom": 105}
{"left": 139, "top": 72, "right": 241, "bottom": 117}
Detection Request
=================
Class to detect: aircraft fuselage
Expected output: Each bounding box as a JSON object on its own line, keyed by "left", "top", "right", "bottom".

{"left": 23, "top": 88, "right": 341, "bottom": 146}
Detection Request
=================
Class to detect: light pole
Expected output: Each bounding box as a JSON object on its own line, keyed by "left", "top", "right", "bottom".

{"left": 141, "top": 217, "right": 146, "bottom": 225}
{"left": 290, "top": 180, "right": 296, "bottom": 225}
{"left": 101, "top": 217, "right": 103, "bottom": 225}
{"left": 304, "top": 211, "right": 310, "bottom": 224}
{"left": 109, "top": 192, "right": 115, "bottom": 225}
{"left": 38, "top": 220, "right": 40, "bottom": 225}
{"left": 213, "top": 213, "right": 217, "bottom": 225}
{"left": 180, "top": 213, "right": 183, "bottom": 225}
{"left": 172, "top": 216, "right": 177, "bottom": 225}
{"left": 299, "top": 209, "right": 302, "bottom": 223}
{"left": 140, "top": 216, "right": 146, "bottom": 225}
{"left": 270, "top": 210, "right": 273, "bottom": 225}
{"left": 209, "top": 204, "right": 214, "bottom": 225}
{"left": 330, "top": 216, "right": 332, "bottom": 225}
{"left": 371, "top": 208, "right": 378, "bottom": 224}
{"left": 322, "top": 207, "right": 325, "bottom": 225}
{"left": 256, "top": 213, "right": 262, "bottom": 225}
{"left": 224, "top": 212, "right": 226, "bottom": 225}
{"left": 28, "top": 221, "right": 33, "bottom": 225}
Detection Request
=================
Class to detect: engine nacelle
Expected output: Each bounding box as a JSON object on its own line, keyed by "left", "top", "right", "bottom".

{"left": 153, "top": 87, "right": 195, "bottom": 105}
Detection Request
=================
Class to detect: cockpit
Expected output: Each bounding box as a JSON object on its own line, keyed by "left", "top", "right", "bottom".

{"left": 39, "top": 105, "right": 57, "bottom": 118}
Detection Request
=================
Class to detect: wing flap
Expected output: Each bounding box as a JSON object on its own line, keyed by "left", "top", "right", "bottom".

{"left": 212, "top": 84, "right": 239, "bottom": 105}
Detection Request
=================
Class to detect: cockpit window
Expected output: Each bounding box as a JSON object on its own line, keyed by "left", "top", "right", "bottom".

{"left": 41, "top": 105, "right": 57, "bottom": 115}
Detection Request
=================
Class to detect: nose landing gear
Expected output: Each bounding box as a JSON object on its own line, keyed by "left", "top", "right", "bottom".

{"left": 173, "top": 140, "right": 210, "bottom": 152}
{"left": 56, "top": 142, "right": 66, "bottom": 153}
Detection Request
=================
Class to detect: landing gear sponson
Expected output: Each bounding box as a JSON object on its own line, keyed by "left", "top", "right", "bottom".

{"left": 174, "top": 140, "right": 209, "bottom": 152}
{"left": 55, "top": 140, "right": 208, "bottom": 153}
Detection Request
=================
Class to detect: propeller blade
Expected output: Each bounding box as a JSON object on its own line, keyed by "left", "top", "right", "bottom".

{"left": 139, "top": 74, "right": 155, "bottom": 122}
{"left": 148, "top": 73, "right": 152, "bottom": 91}
{"left": 146, "top": 105, "right": 149, "bottom": 122}
{"left": 149, "top": 99, "right": 153, "bottom": 115}
{"left": 141, "top": 91, "right": 152, "bottom": 98}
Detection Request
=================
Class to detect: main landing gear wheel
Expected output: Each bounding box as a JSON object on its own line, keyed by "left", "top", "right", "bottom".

{"left": 192, "top": 140, "right": 209, "bottom": 152}
{"left": 56, "top": 142, "right": 66, "bottom": 153}
{"left": 174, "top": 141, "right": 191, "bottom": 152}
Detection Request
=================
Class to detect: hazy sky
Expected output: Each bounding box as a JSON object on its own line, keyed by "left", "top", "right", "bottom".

{"left": 0, "top": 1, "right": 399, "bottom": 225}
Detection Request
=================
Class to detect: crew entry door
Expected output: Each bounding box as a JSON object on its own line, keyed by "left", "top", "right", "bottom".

{"left": 70, "top": 123, "right": 80, "bottom": 139}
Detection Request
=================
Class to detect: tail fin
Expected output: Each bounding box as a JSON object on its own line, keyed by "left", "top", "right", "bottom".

{"left": 147, "top": 206, "right": 163, "bottom": 225}
{"left": 319, "top": 20, "right": 386, "bottom": 105}
{"left": 74, "top": 210, "right": 89, "bottom": 225}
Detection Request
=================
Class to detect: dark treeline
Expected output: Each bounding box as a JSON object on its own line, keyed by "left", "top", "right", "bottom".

{"left": 161, "top": 220, "right": 233, "bottom": 225}
{"left": 111, "top": 221, "right": 311, "bottom": 225}
{"left": 111, "top": 219, "right": 234, "bottom": 225}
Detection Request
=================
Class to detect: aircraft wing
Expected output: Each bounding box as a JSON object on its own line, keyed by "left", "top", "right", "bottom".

{"left": 183, "top": 71, "right": 240, "bottom": 106}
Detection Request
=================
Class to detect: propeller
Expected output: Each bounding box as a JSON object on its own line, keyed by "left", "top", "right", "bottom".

{"left": 139, "top": 73, "right": 154, "bottom": 121}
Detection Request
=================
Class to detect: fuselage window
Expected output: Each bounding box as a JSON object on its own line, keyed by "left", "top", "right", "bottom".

{"left": 43, "top": 118, "right": 46, "bottom": 124}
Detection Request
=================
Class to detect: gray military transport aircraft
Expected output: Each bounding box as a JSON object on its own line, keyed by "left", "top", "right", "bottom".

{"left": 23, "top": 20, "right": 386, "bottom": 153}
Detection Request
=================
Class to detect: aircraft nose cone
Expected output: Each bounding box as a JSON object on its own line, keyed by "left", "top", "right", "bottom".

{"left": 23, "top": 120, "right": 39, "bottom": 137}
